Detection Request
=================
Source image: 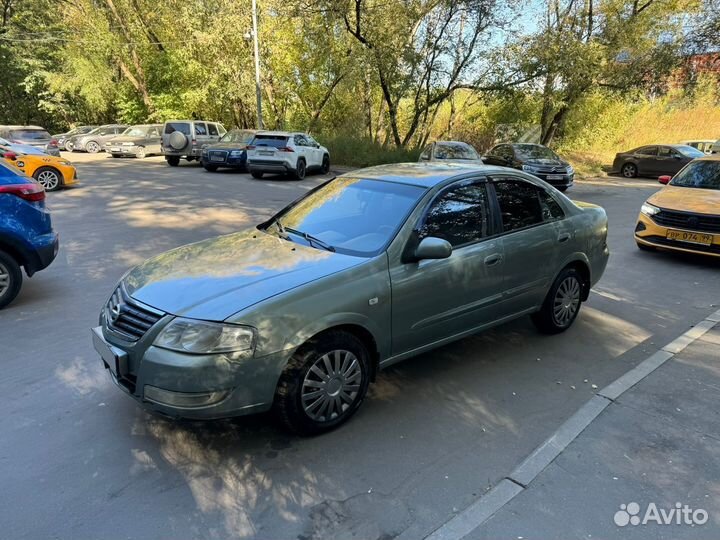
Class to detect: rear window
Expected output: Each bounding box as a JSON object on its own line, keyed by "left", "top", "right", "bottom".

{"left": 164, "top": 123, "right": 191, "bottom": 135}
{"left": 9, "top": 129, "right": 51, "bottom": 141}
{"left": 252, "top": 135, "right": 289, "bottom": 148}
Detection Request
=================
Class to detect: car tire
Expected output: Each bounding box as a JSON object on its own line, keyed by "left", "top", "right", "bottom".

{"left": 33, "top": 167, "right": 62, "bottom": 192}
{"left": 203, "top": 163, "right": 218, "bottom": 172}
{"left": 111, "top": 154, "right": 121, "bottom": 158}
{"left": 65, "top": 141, "right": 75, "bottom": 152}
{"left": 621, "top": 163, "right": 638, "bottom": 178}
{"left": 251, "top": 171, "right": 264, "bottom": 179}
{"left": 0, "top": 250, "right": 23, "bottom": 309}
{"left": 274, "top": 330, "right": 371, "bottom": 435}
{"left": 294, "top": 159, "right": 306, "bottom": 180}
{"left": 166, "top": 156, "right": 180, "bottom": 167}
{"left": 85, "top": 141, "right": 101, "bottom": 154}
{"left": 321, "top": 154, "right": 330, "bottom": 175}
{"left": 135, "top": 147, "right": 146, "bottom": 159}
{"left": 531, "top": 267, "right": 584, "bottom": 334}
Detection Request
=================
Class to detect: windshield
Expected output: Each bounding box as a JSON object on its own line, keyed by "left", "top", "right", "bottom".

{"left": 434, "top": 143, "right": 480, "bottom": 161}
{"left": 675, "top": 145, "right": 705, "bottom": 158}
{"left": 514, "top": 144, "right": 559, "bottom": 160}
{"left": 9, "top": 129, "right": 51, "bottom": 142}
{"left": 267, "top": 177, "right": 425, "bottom": 256}
{"left": 220, "top": 130, "right": 255, "bottom": 144}
{"left": 122, "top": 126, "right": 151, "bottom": 137}
{"left": 670, "top": 161, "right": 720, "bottom": 190}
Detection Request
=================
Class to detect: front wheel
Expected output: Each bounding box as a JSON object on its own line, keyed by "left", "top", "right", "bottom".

{"left": 532, "top": 267, "right": 584, "bottom": 334}
{"left": 0, "top": 250, "right": 22, "bottom": 309}
{"left": 203, "top": 163, "right": 218, "bottom": 172}
{"left": 33, "top": 167, "right": 62, "bottom": 191}
{"left": 135, "top": 146, "right": 146, "bottom": 159}
{"left": 274, "top": 331, "right": 371, "bottom": 435}
{"left": 65, "top": 141, "right": 75, "bottom": 152}
{"left": 321, "top": 154, "right": 330, "bottom": 174}
{"left": 166, "top": 156, "right": 180, "bottom": 167}
{"left": 621, "top": 163, "right": 637, "bottom": 178}
{"left": 251, "top": 171, "right": 264, "bottom": 179}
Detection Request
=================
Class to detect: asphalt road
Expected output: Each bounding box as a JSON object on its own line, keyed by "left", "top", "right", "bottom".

{"left": 1, "top": 154, "right": 719, "bottom": 540}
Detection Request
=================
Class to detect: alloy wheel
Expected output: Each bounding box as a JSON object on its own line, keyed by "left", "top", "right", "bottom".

{"left": 622, "top": 164, "right": 636, "bottom": 178}
{"left": 36, "top": 170, "right": 60, "bottom": 191}
{"left": 301, "top": 349, "right": 362, "bottom": 422}
{"left": 0, "top": 262, "right": 9, "bottom": 298}
{"left": 86, "top": 141, "right": 100, "bottom": 153}
{"left": 553, "top": 276, "right": 581, "bottom": 327}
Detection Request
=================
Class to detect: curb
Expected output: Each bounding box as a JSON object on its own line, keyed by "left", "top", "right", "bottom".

{"left": 425, "top": 308, "right": 720, "bottom": 540}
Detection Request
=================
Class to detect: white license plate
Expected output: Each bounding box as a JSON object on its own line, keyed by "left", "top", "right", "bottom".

{"left": 210, "top": 155, "right": 224, "bottom": 162}
{"left": 111, "top": 147, "right": 121, "bottom": 152}
{"left": 547, "top": 174, "right": 563, "bottom": 180}
{"left": 91, "top": 327, "right": 126, "bottom": 376}
{"left": 259, "top": 150, "right": 274, "bottom": 156}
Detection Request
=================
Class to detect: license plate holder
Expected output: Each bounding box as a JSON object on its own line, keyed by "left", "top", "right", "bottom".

{"left": 547, "top": 174, "right": 563, "bottom": 180}
{"left": 91, "top": 327, "right": 128, "bottom": 377}
{"left": 259, "top": 150, "right": 274, "bottom": 156}
{"left": 666, "top": 229, "right": 713, "bottom": 246}
{"left": 210, "top": 155, "right": 224, "bottom": 162}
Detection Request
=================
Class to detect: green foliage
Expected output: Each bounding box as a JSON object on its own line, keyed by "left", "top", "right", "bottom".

{"left": 323, "top": 136, "right": 422, "bottom": 167}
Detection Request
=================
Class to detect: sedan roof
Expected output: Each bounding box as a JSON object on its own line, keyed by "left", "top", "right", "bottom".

{"left": 349, "top": 162, "right": 507, "bottom": 188}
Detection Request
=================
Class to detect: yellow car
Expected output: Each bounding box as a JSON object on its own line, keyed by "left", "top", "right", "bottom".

{"left": 635, "top": 155, "right": 720, "bottom": 258}
{"left": 0, "top": 147, "right": 77, "bottom": 192}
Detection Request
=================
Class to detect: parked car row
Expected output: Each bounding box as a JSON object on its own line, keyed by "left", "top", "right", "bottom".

{"left": 0, "top": 125, "right": 60, "bottom": 157}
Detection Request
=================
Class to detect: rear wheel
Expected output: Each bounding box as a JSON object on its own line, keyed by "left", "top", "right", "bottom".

{"left": 203, "top": 163, "right": 218, "bottom": 172}
{"left": 65, "top": 141, "right": 75, "bottom": 152}
{"left": 274, "top": 330, "right": 371, "bottom": 435}
{"left": 33, "top": 167, "right": 62, "bottom": 191}
{"left": 85, "top": 140, "right": 101, "bottom": 153}
{"left": 166, "top": 156, "right": 180, "bottom": 167}
{"left": 135, "top": 146, "right": 146, "bottom": 159}
{"left": 621, "top": 162, "right": 638, "bottom": 178}
{"left": 0, "top": 250, "right": 22, "bottom": 309}
{"left": 532, "top": 267, "right": 584, "bottom": 334}
{"left": 294, "top": 159, "right": 306, "bottom": 180}
{"left": 251, "top": 171, "right": 264, "bottom": 179}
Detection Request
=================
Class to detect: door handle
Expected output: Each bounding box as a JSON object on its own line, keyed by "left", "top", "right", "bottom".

{"left": 558, "top": 233, "right": 571, "bottom": 243}
{"left": 484, "top": 254, "right": 503, "bottom": 266}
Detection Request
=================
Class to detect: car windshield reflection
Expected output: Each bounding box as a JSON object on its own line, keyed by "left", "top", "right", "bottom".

{"left": 670, "top": 161, "right": 720, "bottom": 190}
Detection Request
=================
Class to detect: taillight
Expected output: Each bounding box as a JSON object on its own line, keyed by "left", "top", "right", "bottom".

{"left": 246, "top": 145, "right": 256, "bottom": 150}
{"left": 49, "top": 139, "right": 59, "bottom": 147}
{"left": 0, "top": 183, "right": 46, "bottom": 202}
{"left": 279, "top": 147, "right": 294, "bottom": 152}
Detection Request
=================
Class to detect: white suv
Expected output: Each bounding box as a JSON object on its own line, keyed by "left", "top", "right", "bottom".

{"left": 246, "top": 132, "right": 330, "bottom": 180}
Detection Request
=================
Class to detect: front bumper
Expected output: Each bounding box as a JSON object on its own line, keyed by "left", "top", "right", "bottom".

{"left": 635, "top": 213, "right": 720, "bottom": 257}
{"left": 533, "top": 172, "right": 574, "bottom": 188}
{"left": 92, "top": 321, "right": 292, "bottom": 420}
{"left": 202, "top": 154, "right": 247, "bottom": 168}
{"left": 107, "top": 144, "right": 141, "bottom": 156}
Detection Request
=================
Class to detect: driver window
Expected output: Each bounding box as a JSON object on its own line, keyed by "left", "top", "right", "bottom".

{"left": 419, "top": 145, "right": 432, "bottom": 161}
{"left": 419, "top": 182, "right": 489, "bottom": 247}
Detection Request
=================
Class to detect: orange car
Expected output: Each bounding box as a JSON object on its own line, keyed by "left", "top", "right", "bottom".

{"left": 635, "top": 155, "right": 720, "bottom": 257}
{"left": 0, "top": 147, "right": 77, "bottom": 192}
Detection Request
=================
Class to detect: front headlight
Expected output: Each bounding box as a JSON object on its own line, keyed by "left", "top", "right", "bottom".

{"left": 566, "top": 165, "right": 574, "bottom": 175}
{"left": 230, "top": 150, "right": 243, "bottom": 157}
{"left": 154, "top": 318, "right": 256, "bottom": 359}
{"left": 641, "top": 202, "right": 660, "bottom": 216}
{"left": 522, "top": 164, "right": 539, "bottom": 172}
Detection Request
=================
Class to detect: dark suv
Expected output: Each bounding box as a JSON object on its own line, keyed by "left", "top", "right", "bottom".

{"left": 483, "top": 143, "right": 574, "bottom": 191}
{"left": 161, "top": 120, "right": 226, "bottom": 166}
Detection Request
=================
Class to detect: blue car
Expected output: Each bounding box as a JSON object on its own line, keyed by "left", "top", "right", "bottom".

{"left": 0, "top": 161, "right": 59, "bottom": 308}
{"left": 200, "top": 129, "right": 257, "bottom": 172}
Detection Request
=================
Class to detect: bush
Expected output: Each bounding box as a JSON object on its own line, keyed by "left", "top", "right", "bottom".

{"left": 322, "top": 135, "right": 421, "bottom": 167}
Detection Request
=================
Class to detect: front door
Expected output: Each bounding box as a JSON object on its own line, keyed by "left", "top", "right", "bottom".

{"left": 389, "top": 179, "right": 505, "bottom": 355}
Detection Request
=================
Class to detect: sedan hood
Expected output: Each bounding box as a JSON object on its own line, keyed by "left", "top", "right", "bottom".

{"left": 648, "top": 185, "right": 720, "bottom": 214}
{"left": 124, "top": 230, "right": 364, "bottom": 320}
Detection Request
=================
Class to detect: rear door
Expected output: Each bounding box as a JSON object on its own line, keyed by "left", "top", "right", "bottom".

{"left": 146, "top": 126, "right": 162, "bottom": 154}
{"left": 207, "top": 123, "right": 221, "bottom": 144}
{"left": 293, "top": 134, "right": 313, "bottom": 166}
{"left": 389, "top": 178, "right": 505, "bottom": 354}
{"left": 193, "top": 122, "right": 208, "bottom": 147}
{"left": 636, "top": 146, "right": 659, "bottom": 175}
{"left": 489, "top": 176, "right": 560, "bottom": 314}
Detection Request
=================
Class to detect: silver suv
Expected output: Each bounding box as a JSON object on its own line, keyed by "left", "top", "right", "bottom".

{"left": 161, "top": 120, "right": 226, "bottom": 166}
{"left": 246, "top": 131, "right": 330, "bottom": 180}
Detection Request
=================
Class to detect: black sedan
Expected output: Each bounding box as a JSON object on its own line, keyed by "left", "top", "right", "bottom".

{"left": 201, "top": 129, "right": 257, "bottom": 172}
{"left": 613, "top": 144, "right": 705, "bottom": 178}
{"left": 482, "top": 143, "right": 574, "bottom": 191}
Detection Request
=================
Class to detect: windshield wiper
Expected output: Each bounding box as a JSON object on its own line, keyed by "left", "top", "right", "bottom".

{"left": 266, "top": 217, "right": 290, "bottom": 239}
{"left": 285, "top": 227, "right": 336, "bottom": 252}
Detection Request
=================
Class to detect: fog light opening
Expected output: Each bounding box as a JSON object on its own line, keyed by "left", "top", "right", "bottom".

{"left": 635, "top": 221, "right": 646, "bottom": 233}
{"left": 143, "top": 385, "right": 230, "bottom": 408}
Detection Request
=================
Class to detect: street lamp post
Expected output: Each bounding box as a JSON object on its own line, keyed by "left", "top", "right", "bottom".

{"left": 251, "top": 0, "right": 264, "bottom": 129}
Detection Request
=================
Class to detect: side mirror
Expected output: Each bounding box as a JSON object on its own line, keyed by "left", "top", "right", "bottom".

{"left": 2, "top": 151, "right": 17, "bottom": 161}
{"left": 414, "top": 237, "right": 452, "bottom": 261}
{"left": 658, "top": 175, "right": 671, "bottom": 185}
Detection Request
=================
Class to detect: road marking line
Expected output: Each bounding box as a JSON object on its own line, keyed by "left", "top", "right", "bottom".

{"left": 423, "top": 313, "right": 719, "bottom": 540}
